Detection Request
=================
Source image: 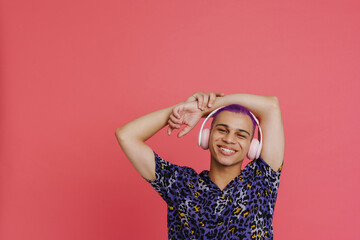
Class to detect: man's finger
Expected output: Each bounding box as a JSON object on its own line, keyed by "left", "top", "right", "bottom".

{"left": 167, "top": 126, "right": 172, "bottom": 135}
{"left": 202, "top": 94, "right": 209, "bottom": 110}
{"left": 168, "top": 120, "right": 180, "bottom": 129}
{"left": 197, "top": 94, "right": 204, "bottom": 110}
{"left": 173, "top": 107, "right": 181, "bottom": 119}
{"left": 208, "top": 92, "right": 216, "bottom": 107}
{"left": 178, "top": 125, "right": 194, "bottom": 138}
{"left": 215, "top": 91, "right": 225, "bottom": 97}
{"left": 169, "top": 114, "right": 181, "bottom": 124}
{"left": 167, "top": 125, "right": 177, "bottom": 135}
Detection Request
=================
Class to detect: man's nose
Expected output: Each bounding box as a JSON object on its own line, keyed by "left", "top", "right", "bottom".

{"left": 222, "top": 133, "right": 236, "bottom": 144}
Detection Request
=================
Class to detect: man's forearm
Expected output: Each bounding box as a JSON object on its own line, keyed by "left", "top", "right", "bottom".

{"left": 116, "top": 101, "right": 185, "bottom": 142}
{"left": 204, "top": 93, "right": 279, "bottom": 120}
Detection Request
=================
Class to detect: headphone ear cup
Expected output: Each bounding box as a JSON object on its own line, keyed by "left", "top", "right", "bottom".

{"left": 200, "top": 129, "right": 210, "bottom": 150}
{"left": 247, "top": 139, "right": 260, "bottom": 160}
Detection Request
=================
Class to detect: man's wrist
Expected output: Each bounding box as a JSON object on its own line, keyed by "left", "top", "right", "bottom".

{"left": 202, "top": 97, "right": 224, "bottom": 117}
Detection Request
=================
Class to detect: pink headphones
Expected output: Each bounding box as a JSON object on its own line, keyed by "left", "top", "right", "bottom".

{"left": 198, "top": 107, "right": 263, "bottom": 160}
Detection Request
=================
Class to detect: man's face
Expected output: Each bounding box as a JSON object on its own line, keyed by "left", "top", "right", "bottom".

{"left": 209, "top": 111, "right": 254, "bottom": 168}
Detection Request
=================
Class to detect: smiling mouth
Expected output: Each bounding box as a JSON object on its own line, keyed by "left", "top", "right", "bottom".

{"left": 218, "top": 145, "right": 237, "bottom": 155}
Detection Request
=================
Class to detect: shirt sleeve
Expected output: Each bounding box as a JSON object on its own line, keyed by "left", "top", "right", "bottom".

{"left": 143, "top": 152, "right": 184, "bottom": 205}
{"left": 253, "top": 157, "right": 283, "bottom": 196}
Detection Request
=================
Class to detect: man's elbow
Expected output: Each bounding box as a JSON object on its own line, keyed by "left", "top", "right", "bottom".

{"left": 115, "top": 127, "right": 127, "bottom": 144}
{"left": 269, "top": 96, "right": 280, "bottom": 110}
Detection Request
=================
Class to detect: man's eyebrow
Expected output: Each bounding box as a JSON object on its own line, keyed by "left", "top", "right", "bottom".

{"left": 215, "top": 124, "right": 251, "bottom": 136}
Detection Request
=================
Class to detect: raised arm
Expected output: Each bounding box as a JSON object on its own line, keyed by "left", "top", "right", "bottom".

{"left": 115, "top": 104, "right": 181, "bottom": 181}
{"left": 169, "top": 93, "right": 284, "bottom": 172}
{"left": 115, "top": 92, "right": 224, "bottom": 181}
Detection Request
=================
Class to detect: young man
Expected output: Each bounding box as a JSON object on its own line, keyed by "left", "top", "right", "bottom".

{"left": 115, "top": 92, "right": 284, "bottom": 239}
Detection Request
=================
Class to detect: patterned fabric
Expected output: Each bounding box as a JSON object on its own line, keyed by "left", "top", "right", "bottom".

{"left": 145, "top": 152, "right": 283, "bottom": 240}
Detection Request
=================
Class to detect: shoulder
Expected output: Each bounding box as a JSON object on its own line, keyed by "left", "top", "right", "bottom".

{"left": 147, "top": 152, "right": 198, "bottom": 183}
{"left": 246, "top": 156, "right": 283, "bottom": 180}
{"left": 242, "top": 157, "right": 283, "bottom": 195}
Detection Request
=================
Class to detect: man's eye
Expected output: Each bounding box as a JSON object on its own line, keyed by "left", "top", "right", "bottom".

{"left": 237, "top": 134, "right": 246, "bottom": 138}
{"left": 218, "top": 129, "right": 226, "bottom": 132}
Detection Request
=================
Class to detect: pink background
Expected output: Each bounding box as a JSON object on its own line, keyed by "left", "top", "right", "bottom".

{"left": 1, "top": 0, "right": 359, "bottom": 239}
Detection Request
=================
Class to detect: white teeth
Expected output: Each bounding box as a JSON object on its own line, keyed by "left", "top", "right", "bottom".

{"left": 220, "top": 147, "right": 235, "bottom": 153}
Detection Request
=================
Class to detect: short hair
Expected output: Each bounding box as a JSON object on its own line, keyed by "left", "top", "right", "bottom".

{"left": 211, "top": 104, "right": 257, "bottom": 138}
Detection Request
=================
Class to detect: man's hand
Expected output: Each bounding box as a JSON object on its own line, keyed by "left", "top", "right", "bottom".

{"left": 185, "top": 91, "right": 225, "bottom": 110}
{"left": 167, "top": 101, "right": 203, "bottom": 138}
{"left": 168, "top": 91, "right": 225, "bottom": 138}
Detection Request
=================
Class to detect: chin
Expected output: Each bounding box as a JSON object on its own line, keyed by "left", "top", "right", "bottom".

{"left": 214, "top": 155, "right": 244, "bottom": 167}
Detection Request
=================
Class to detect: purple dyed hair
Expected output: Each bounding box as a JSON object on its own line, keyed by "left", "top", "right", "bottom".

{"left": 211, "top": 104, "right": 257, "bottom": 138}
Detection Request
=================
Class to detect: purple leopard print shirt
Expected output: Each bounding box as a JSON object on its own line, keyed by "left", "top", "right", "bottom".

{"left": 145, "top": 152, "right": 283, "bottom": 239}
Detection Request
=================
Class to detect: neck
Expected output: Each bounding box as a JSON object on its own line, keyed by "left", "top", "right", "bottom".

{"left": 208, "top": 159, "right": 243, "bottom": 191}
